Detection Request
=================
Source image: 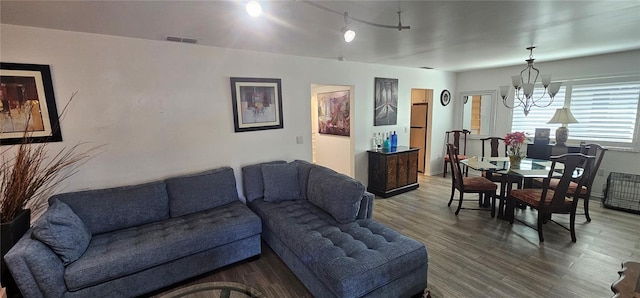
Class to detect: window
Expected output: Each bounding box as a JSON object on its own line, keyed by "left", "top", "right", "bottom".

{"left": 511, "top": 86, "right": 566, "bottom": 137}
{"left": 570, "top": 82, "right": 640, "bottom": 145}
{"left": 510, "top": 77, "right": 640, "bottom": 150}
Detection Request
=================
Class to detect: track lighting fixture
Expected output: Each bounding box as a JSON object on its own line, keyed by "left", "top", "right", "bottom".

{"left": 301, "top": 1, "right": 410, "bottom": 43}
{"left": 342, "top": 12, "right": 355, "bottom": 42}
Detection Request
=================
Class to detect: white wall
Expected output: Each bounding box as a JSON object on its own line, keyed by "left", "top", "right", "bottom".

{"left": 0, "top": 24, "right": 457, "bottom": 200}
{"left": 456, "top": 50, "right": 640, "bottom": 196}
{"left": 310, "top": 84, "right": 353, "bottom": 177}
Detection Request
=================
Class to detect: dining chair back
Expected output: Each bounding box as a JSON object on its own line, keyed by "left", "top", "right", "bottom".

{"left": 533, "top": 143, "right": 606, "bottom": 222}
{"left": 481, "top": 137, "right": 507, "bottom": 157}
{"left": 509, "top": 153, "right": 595, "bottom": 242}
{"left": 446, "top": 143, "right": 498, "bottom": 216}
{"left": 443, "top": 130, "right": 471, "bottom": 177}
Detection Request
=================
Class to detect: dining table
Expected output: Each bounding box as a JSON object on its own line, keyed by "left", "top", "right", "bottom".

{"left": 461, "top": 156, "right": 583, "bottom": 219}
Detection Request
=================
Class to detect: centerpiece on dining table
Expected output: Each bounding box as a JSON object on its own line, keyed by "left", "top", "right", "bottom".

{"left": 505, "top": 131, "right": 527, "bottom": 169}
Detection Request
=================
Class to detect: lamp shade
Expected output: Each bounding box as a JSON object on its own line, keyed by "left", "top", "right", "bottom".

{"left": 547, "top": 108, "right": 578, "bottom": 124}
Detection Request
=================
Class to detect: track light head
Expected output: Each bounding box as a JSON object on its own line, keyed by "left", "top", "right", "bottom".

{"left": 342, "top": 12, "right": 355, "bottom": 42}
{"left": 246, "top": 1, "right": 262, "bottom": 17}
{"left": 342, "top": 27, "right": 355, "bottom": 42}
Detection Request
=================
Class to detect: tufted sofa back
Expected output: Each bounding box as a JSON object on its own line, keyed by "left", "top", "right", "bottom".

{"left": 51, "top": 181, "right": 170, "bottom": 235}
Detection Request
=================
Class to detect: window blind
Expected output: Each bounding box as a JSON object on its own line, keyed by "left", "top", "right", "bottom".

{"left": 570, "top": 82, "right": 640, "bottom": 144}
{"left": 511, "top": 87, "right": 566, "bottom": 137}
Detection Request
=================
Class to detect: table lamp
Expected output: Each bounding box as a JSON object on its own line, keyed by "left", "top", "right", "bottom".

{"left": 547, "top": 107, "right": 578, "bottom": 146}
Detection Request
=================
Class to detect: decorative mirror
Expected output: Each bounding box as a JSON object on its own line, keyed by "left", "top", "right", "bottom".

{"left": 461, "top": 90, "right": 496, "bottom": 137}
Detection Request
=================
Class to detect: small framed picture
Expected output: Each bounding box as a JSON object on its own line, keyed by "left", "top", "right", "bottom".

{"left": 230, "top": 77, "right": 283, "bottom": 132}
{"left": 534, "top": 128, "right": 550, "bottom": 144}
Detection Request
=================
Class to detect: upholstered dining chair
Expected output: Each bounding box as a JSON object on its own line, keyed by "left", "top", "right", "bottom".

{"left": 480, "top": 137, "right": 522, "bottom": 213}
{"left": 480, "top": 137, "right": 507, "bottom": 182}
{"left": 508, "top": 153, "right": 595, "bottom": 242}
{"left": 443, "top": 129, "right": 471, "bottom": 178}
{"left": 532, "top": 143, "right": 606, "bottom": 222}
{"left": 446, "top": 143, "right": 498, "bottom": 216}
{"left": 481, "top": 137, "right": 507, "bottom": 158}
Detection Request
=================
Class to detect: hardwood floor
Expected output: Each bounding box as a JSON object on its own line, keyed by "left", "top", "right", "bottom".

{"left": 155, "top": 173, "right": 640, "bottom": 297}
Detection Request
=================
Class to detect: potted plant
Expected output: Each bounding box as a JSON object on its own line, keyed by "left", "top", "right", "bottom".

{"left": 0, "top": 92, "right": 99, "bottom": 296}
{"left": 505, "top": 131, "right": 527, "bottom": 169}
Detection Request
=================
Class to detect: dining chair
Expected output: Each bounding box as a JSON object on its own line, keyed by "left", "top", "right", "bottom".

{"left": 508, "top": 153, "right": 595, "bottom": 242}
{"left": 532, "top": 143, "right": 606, "bottom": 222}
{"left": 480, "top": 137, "right": 522, "bottom": 214}
{"left": 446, "top": 143, "right": 498, "bottom": 216}
{"left": 443, "top": 129, "right": 471, "bottom": 177}
{"left": 480, "top": 137, "right": 507, "bottom": 182}
{"left": 481, "top": 137, "right": 507, "bottom": 157}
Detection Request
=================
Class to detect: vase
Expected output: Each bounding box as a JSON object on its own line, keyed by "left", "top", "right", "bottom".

{"left": 509, "top": 154, "right": 523, "bottom": 170}
{"left": 1, "top": 209, "right": 30, "bottom": 297}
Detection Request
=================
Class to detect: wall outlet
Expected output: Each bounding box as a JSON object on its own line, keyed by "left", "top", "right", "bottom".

{"left": 597, "top": 169, "right": 605, "bottom": 177}
{"left": 296, "top": 136, "right": 303, "bottom": 144}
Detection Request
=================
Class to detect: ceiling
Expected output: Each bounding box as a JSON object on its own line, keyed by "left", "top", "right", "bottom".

{"left": 1, "top": 0, "right": 640, "bottom": 72}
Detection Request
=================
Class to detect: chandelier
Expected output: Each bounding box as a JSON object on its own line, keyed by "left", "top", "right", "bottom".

{"left": 499, "top": 47, "right": 562, "bottom": 116}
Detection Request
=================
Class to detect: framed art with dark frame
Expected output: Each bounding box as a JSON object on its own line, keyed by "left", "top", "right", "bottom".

{"left": 0, "top": 62, "right": 62, "bottom": 145}
{"left": 230, "top": 77, "right": 283, "bottom": 132}
{"left": 374, "top": 77, "right": 398, "bottom": 126}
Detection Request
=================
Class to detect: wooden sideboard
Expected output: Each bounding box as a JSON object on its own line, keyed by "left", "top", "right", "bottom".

{"left": 526, "top": 144, "right": 581, "bottom": 160}
{"left": 367, "top": 146, "right": 419, "bottom": 198}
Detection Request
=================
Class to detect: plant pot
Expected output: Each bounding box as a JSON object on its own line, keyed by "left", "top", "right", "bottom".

{"left": 1, "top": 209, "right": 30, "bottom": 297}
{"left": 509, "top": 155, "right": 523, "bottom": 170}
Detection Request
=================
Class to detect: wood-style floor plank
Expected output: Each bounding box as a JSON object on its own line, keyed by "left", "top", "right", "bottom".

{"left": 154, "top": 173, "right": 640, "bottom": 297}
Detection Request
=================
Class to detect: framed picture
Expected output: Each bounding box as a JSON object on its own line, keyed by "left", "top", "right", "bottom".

{"left": 374, "top": 77, "right": 398, "bottom": 126}
{"left": 534, "top": 128, "right": 551, "bottom": 144}
{"left": 317, "top": 90, "right": 350, "bottom": 136}
{"left": 230, "top": 77, "right": 283, "bottom": 132}
{"left": 440, "top": 90, "right": 451, "bottom": 106}
{"left": 1, "top": 62, "right": 62, "bottom": 145}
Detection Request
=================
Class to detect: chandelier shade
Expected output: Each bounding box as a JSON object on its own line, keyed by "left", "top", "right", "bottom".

{"left": 500, "top": 47, "right": 562, "bottom": 116}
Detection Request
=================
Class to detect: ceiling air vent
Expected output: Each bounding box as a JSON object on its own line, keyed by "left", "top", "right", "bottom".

{"left": 165, "top": 36, "right": 198, "bottom": 44}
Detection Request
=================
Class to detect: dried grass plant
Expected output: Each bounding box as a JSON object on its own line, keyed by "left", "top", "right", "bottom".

{"left": 0, "top": 92, "right": 101, "bottom": 222}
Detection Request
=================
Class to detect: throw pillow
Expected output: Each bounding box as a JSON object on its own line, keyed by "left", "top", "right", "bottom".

{"left": 307, "top": 166, "right": 364, "bottom": 223}
{"left": 31, "top": 200, "right": 92, "bottom": 265}
{"left": 262, "top": 162, "right": 302, "bottom": 202}
{"left": 241, "top": 160, "right": 287, "bottom": 203}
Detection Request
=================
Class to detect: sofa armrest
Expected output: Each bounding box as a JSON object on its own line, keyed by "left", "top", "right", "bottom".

{"left": 4, "top": 231, "right": 67, "bottom": 298}
{"left": 356, "top": 192, "right": 375, "bottom": 219}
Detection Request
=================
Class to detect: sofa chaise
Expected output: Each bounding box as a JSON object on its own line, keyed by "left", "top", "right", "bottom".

{"left": 4, "top": 167, "right": 262, "bottom": 298}
{"left": 242, "top": 160, "right": 428, "bottom": 297}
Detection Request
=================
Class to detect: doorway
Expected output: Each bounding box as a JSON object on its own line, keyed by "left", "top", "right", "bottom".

{"left": 410, "top": 89, "right": 434, "bottom": 174}
{"left": 310, "top": 84, "right": 355, "bottom": 177}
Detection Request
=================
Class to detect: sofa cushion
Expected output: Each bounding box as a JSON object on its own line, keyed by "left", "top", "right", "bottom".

{"left": 31, "top": 200, "right": 92, "bottom": 265}
{"left": 51, "top": 181, "right": 169, "bottom": 235}
{"left": 241, "top": 160, "right": 286, "bottom": 203}
{"left": 292, "top": 160, "right": 314, "bottom": 200}
{"left": 262, "top": 162, "right": 301, "bottom": 202}
{"left": 64, "top": 201, "right": 261, "bottom": 291}
{"left": 307, "top": 166, "right": 364, "bottom": 223}
{"left": 165, "top": 167, "right": 239, "bottom": 217}
{"left": 249, "top": 199, "right": 427, "bottom": 298}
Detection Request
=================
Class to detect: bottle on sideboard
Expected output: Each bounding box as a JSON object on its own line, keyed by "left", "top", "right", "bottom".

{"left": 391, "top": 131, "right": 398, "bottom": 148}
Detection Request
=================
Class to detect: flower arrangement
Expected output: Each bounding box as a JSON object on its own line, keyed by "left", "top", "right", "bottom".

{"left": 505, "top": 131, "right": 527, "bottom": 158}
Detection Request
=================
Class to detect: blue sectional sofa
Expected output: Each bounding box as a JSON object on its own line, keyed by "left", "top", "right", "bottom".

{"left": 242, "top": 160, "right": 428, "bottom": 297}
{"left": 4, "top": 167, "right": 262, "bottom": 298}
